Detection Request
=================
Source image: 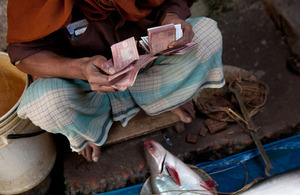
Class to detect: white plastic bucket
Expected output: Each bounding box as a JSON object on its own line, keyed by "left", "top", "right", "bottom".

{"left": 0, "top": 52, "right": 28, "bottom": 122}
{"left": 0, "top": 122, "right": 56, "bottom": 194}
{"left": 0, "top": 52, "right": 57, "bottom": 194}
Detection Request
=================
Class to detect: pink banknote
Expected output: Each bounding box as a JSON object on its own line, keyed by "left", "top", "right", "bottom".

{"left": 148, "top": 24, "right": 176, "bottom": 54}
{"left": 162, "top": 42, "right": 198, "bottom": 56}
{"left": 111, "top": 37, "right": 139, "bottom": 72}
{"left": 108, "top": 64, "right": 135, "bottom": 81}
{"left": 111, "top": 54, "right": 158, "bottom": 91}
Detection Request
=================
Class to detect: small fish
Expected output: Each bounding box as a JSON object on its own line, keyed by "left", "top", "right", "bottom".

{"left": 144, "top": 140, "right": 215, "bottom": 195}
{"left": 240, "top": 169, "right": 300, "bottom": 195}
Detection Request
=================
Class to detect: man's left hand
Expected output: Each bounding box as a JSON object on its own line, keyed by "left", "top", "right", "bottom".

{"left": 161, "top": 13, "right": 194, "bottom": 49}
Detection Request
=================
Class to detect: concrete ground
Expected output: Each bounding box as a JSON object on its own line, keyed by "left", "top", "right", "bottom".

{"left": 34, "top": 0, "right": 300, "bottom": 194}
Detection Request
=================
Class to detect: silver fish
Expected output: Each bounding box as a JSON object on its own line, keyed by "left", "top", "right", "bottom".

{"left": 240, "top": 169, "right": 300, "bottom": 195}
{"left": 144, "top": 140, "right": 214, "bottom": 195}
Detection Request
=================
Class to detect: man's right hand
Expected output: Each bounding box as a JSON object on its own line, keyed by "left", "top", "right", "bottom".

{"left": 17, "top": 51, "right": 122, "bottom": 94}
{"left": 81, "top": 55, "right": 118, "bottom": 93}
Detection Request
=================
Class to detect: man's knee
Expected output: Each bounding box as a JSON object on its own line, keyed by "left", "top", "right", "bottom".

{"left": 191, "top": 17, "right": 223, "bottom": 60}
{"left": 17, "top": 78, "right": 73, "bottom": 131}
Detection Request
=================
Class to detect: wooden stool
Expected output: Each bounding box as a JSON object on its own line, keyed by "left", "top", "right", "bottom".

{"left": 104, "top": 111, "right": 185, "bottom": 146}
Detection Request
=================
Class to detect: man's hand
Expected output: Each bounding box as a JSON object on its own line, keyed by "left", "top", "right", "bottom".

{"left": 16, "top": 51, "right": 126, "bottom": 93}
{"left": 161, "top": 13, "right": 194, "bottom": 49}
{"left": 81, "top": 55, "right": 119, "bottom": 93}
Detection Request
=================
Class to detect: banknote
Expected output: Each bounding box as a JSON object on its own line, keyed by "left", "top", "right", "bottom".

{"left": 173, "top": 42, "right": 198, "bottom": 54}
{"left": 148, "top": 24, "right": 176, "bottom": 54}
{"left": 128, "top": 54, "right": 158, "bottom": 86}
{"left": 111, "top": 37, "right": 139, "bottom": 72}
{"left": 174, "top": 24, "right": 183, "bottom": 40}
{"left": 111, "top": 54, "right": 158, "bottom": 91}
{"left": 140, "top": 24, "right": 197, "bottom": 55}
{"left": 108, "top": 64, "right": 135, "bottom": 81}
{"left": 139, "top": 39, "right": 150, "bottom": 53}
{"left": 162, "top": 42, "right": 198, "bottom": 56}
{"left": 108, "top": 26, "right": 197, "bottom": 91}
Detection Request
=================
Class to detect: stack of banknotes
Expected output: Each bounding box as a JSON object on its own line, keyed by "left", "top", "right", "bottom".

{"left": 108, "top": 24, "right": 198, "bottom": 90}
{"left": 140, "top": 23, "right": 198, "bottom": 55}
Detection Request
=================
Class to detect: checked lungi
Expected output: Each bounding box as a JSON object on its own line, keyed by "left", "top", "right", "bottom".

{"left": 17, "top": 17, "right": 225, "bottom": 152}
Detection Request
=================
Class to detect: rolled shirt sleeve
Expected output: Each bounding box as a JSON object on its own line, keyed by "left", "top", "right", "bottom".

{"left": 7, "top": 30, "right": 71, "bottom": 65}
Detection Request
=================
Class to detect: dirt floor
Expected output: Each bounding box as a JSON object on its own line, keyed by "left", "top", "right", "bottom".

{"left": 23, "top": 0, "right": 300, "bottom": 194}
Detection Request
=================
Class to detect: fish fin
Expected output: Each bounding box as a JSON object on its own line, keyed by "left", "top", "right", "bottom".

{"left": 200, "top": 182, "right": 211, "bottom": 190}
{"left": 205, "top": 180, "right": 217, "bottom": 188}
{"left": 200, "top": 180, "right": 217, "bottom": 193}
{"left": 165, "top": 163, "right": 181, "bottom": 186}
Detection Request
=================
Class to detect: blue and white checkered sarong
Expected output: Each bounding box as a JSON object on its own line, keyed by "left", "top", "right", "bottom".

{"left": 17, "top": 17, "right": 225, "bottom": 152}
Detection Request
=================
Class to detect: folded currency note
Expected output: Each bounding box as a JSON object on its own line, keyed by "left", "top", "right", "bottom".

{"left": 111, "top": 37, "right": 139, "bottom": 72}
{"left": 110, "top": 54, "right": 158, "bottom": 91}
{"left": 108, "top": 23, "right": 198, "bottom": 91}
{"left": 148, "top": 23, "right": 176, "bottom": 54}
{"left": 139, "top": 23, "right": 198, "bottom": 55}
{"left": 109, "top": 37, "right": 158, "bottom": 91}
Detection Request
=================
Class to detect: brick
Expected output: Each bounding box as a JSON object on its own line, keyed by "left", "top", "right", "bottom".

{"left": 186, "top": 134, "right": 198, "bottom": 144}
{"left": 204, "top": 119, "right": 228, "bottom": 134}
{"left": 199, "top": 126, "right": 208, "bottom": 137}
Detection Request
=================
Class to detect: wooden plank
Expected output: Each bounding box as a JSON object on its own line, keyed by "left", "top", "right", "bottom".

{"left": 104, "top": 111, "right": 181, "bottom": 146}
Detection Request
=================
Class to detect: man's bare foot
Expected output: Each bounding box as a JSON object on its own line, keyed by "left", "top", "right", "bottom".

{"left": 171, "top": 100, "right": 195, "bottom": 123}
{"left": 78, "top": 143, "right": 101, "bottom": 162}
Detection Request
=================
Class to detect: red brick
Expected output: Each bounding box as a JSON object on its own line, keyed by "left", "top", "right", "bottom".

{"left": 199, "top": 126, "right": 208, "bottom": 137}
{"left": 204, "top": 119, "right": 229, "bottom": 134}
{"left": 186, "top": 134, "right": 198, "bottom": 144}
